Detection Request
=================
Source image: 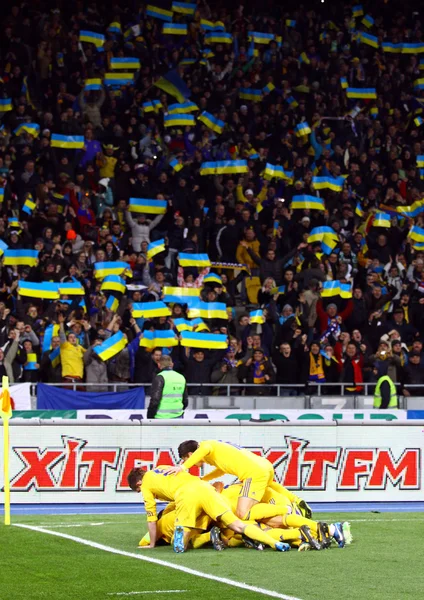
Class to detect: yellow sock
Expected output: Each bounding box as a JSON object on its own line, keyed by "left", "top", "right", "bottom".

{"left": 247, "top": 503, "right": 286, "bottom": 521}
{"left": 191, "top": 532, "right": 211, "bottom": 549}
{"left": 269, "top": 481, "right": 299, "bottom": 504}
{"left": 283, "top": 515, "right": 318, "bottom": 535}
{"left": 242, "top": 523, "right": 279, "bottom": 550}
{"left": 263, "top": 527, "right": 301, "bottom": 543}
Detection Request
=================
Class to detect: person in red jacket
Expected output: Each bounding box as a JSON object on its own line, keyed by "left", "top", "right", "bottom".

{"left": 334, "top": 341, "right": 364, "bottom": 394}
{"left": 316, "top": 299, "right": 353, "bottom": 335}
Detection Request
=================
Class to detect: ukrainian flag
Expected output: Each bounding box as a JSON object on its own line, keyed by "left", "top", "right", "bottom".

{"left": 198, "top": 111, "right": 225, "bottom": 134}
{"left": 239, "top": 88, "right": 263, "bottom": 102}
{"left": 402, "top": 43, "right": 424, "bottom": 54}
{"left": 205, "top": 32, "right": 232, "bottom": 44}
{"left": 101, "top": 275, "right": 127, "bottom": 294}
{"left": 178, "top": 253, "right": 211, "bottom": 268}
{"left": 417, "top": 156, "right": 424, "bottom": 168}
{"left": 359, "top": 32, "right": 379, "bottom": 48}
{"left": 248, "top": 32, "right": 275, "bottom": 44}
{"left": 173, "top": 318, "right": 194, "bottom": 332}
{"left": 43, "top": 324, "right": 61, "bottom": 352}
{"left": 373, "top": 212, "right": 391, "bottom": 228}
{"left": 361, "top": 14, "right": 374, "bottom": 28}
{"left": 140, "top": 330, "right": 178, "bottom": 348}
{"left": 79, "top": 30, "right": 105, "bottom": 47}
{"left": 169, "top": 158, "right": 184, "bottom": 172}
{"left": 108, "top": 22, "right": 122, "bottom": 34}
{"left": 340, "top": 77, "right": 348, "bottom": 89}
{"left": 321, "top": 234, "right": 338, "bottom": 255}
{"left": 294, "top": 122, "right": 312, "bottom": 137}
{"left": 163, "top": 23, "right": 188, "bottom": 35}
{"left": 132, "top": 301, "right": 171, "bottom": 318}
{"left": 299, "top": 52, "right": 310, "bottom": 64}
{"left": 94, "top": 261, "right": 131, "bottom": 279}
{"left": 203, "top": 273, "right": 222, "bottom": 285}
{"left": 8, "top": 217, "right": 21, "bottom": 228}
{"left": 147, "top": 238, "right": 166, "bottom": 260}
{"left": 202, "top": 48, "right": 215, "bottom": 58}
{"left": 286, "top": 96, "right": 298, "bottom": 108}
{"left": 307, "top": 226, "right": 338, "bottom": 243}
{"left": 415, "top": 117, "right": 424, "bottom": 127}
{"left": 262, "top": 82, "right": 275, "bottom": 94}
{"left": 340, "top": 283, "right": 353, "bottom": 299}
{"left": 191, "top": 318, "right": 209, "bottom": 332}
{"left": 94, "top": 331, "right": 128, "bottom": 361}
{"left": 200, "top": 20, "right": 225, "bottom": 31}
{"left": 168, "top": 101, "right": 198, "bottom": 114}
{"left": 104, "top": 73, "right": 134, "bottom": 86}
{"left": 382, "top": 42, "right": 403, "bottom": 53}
{"left": 24, "top": 353, "right": 38, "bottom": 371}
{"left": 397, "top": 200, "right": 424, "bottom": 218}
{"left": 355, "top": 201, "right": 364, "bottom": 217}
{"left": 263, "top": 163, "right": 294, "bottom": 183}
{"left": 187, "top": 300, "right": 228, "bottom": 320}
{"left": 51, "top": 134, "right": 84, "bottom": 149}
{"left": 110, "top": 58, "right": 141, "bottom": 70}
{"left": 3, "top": 249, "right": 38, "bottom": 267}
{"left": 215, "top": 160, "right": 248, "bottom": 174}
{"left": 179, "top": 58, "right": 197, "bottom": 66}
{"left": 321, "top": 281, "right": 341, "bottom": 297}
{"left": 0, "top": 99, "right": 12, "bottom": 112}
{"left": 312, "top": 176, "right": 344, "bottom": 192}
{"left": 0, "top": 188, "right": 4, "bottom": 204}
{"left": 0, "top": 239, "right": 8, "bottom": 255}
{"left": 164, "top": 114, "right": 195, "bottom": 127}
{"left": 13, "top": 123, "right": 40, "bottom": 137}
{"left": 57, "top": 282, "right": 84, "bottom": 296}
{"left": 172, "top": 1, "right": 196, "bottom": 15}
{"left": 286, "top": 20, "right": 296, "bottom": 27}
{"left": 146, "top": 4, "right": 173, "bottom": 21}
{"left": 105, "top": 296, "right": 118, "bottom": 313}
{"left": 84, "top": 78, "right": 102, "bottom": 91}
{"left": 410, "top": 225, "right": 424, "bottom": 242}
{"left": 143, "top": 100, "right": 163, "bottom": 113}
{"left": 346, "top": 88, "right": 377, "bottom": 99}
{"left": 352, "top": 4, "right": 364, "bottom": 17}
{"left": 370, "top": 107, "right": 378, "bottom": 118}
{"left": 414, "top": 78, "right": 424, "bottom": 90}
{"left": 180, "top": 331, "right": 228, "bottom": 349}
{"left": 199, "top": 161, "right": 217, "bottom": 175}
{"left": 18, "top": 281, "right": 59, "bottom": 299}
{"left": 163, "top": 286, "right": 200, "bottom": 304}
{"left": 250, "top": 310, "right": 265, "bottom": 324}
{"left": 22, "top": 195, "right": 36, "bottom": 215}
{"left": 129, "top": 198, "right": 167, "bottom": 214}
{"left": 291, "top": 195, "right": 325, "bottom": 211}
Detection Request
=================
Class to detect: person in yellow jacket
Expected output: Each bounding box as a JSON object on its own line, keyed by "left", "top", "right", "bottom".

{"left": 97, "top": 144, "right": 118, "bottom": 178}
{"left": 373, "top": 374, "right": 398, "bottom": 409}
{"left": 58, "top": 314, "right": 88, "bottom": 386}
{"left": 235, "top": 228, "right": 260, "bottom": 270}
{"left": 236, "top": 178, "right": 268, "bottom": 207}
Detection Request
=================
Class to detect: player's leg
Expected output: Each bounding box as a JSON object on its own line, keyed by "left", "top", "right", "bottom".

{"left": 219, "top": 511, "right": 290, "bottom": 552}
{"left": 236, "top": 469, "right": 273, "bottom": 519}
{"left": 268, "top": 480, "right": 312, "bottom": 518}
{"left": 174, "top": 485, "right": 208, "bottom": 553}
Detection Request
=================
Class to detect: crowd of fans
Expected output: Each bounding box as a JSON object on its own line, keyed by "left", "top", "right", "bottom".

{"left": 1, "top": 1, "right": 424, "bottom": 397}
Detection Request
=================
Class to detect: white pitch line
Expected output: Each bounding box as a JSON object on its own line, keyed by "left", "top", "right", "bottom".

{"left": 14, "top": 524, "right": 302, "bottom": 600}
{"left": 343, "top": 518, "right": 424, "bottom": 523}
{"left": 108, "top": 592, "right": 187, "bottom": 596}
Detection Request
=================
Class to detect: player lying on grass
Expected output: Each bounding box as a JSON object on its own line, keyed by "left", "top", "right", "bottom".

{"left": 127, "top": 466, "right": 291, "bottom": 552}
{"left": 164, "top": 439, "right": 312, "bottom": 521}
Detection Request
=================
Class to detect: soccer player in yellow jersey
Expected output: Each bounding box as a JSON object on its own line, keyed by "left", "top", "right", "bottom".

{"left": 127, "top": 466, "right": 291, "bottom": 553}
{"left": 165, "top": 439, "right": 311, "bottom": 522}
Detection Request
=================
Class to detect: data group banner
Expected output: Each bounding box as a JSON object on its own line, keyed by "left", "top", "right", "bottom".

{"left": 0, "top": 423, "right": 422, "bottom": 504}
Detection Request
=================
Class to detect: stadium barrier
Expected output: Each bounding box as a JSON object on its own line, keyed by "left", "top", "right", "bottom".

{"left": 1, "top": 420, "right": 423, "bottom": 504}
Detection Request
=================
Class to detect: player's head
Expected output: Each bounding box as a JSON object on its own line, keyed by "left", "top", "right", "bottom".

{"left": 127, "top": 467, "right": 146, "bottom": 492}
{"left": 178, "top": 440, "right": 200, "bottom": 463}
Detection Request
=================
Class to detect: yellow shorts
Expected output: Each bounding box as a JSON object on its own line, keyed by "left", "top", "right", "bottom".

{"left": 175, "top": 481, "right": 236, "bottom": 530}
{"left": 261, "top": 487, "right": 291, "bottom": 507}
{"left": 239, "top": 466, "right": 274, "bottom": 502}
{"left": 139, "top": 509, "right": 210, "bottom": 546}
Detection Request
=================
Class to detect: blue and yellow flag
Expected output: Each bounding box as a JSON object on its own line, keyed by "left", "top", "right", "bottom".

{"left": 414, "top": 79, "right": 424, "bottom": 90}
{"left": 147, "top": 239, "right": 166, "bottom": 260}
{"left": 203, "top": 273, "right": 222, "bottom": 286}
{"left": 409, "top": 225, "right": 424, "bottom": 242}
{"left": 417, "top": 155, "right": 424, "bottom": 168}
{"left": 0, "top": 99, "right": 12, "bottom": 113}
{"left": 355, "top": 201, "right": 364, "bottom": 217}
{"left": 163, "top": 23, "right": 188, "bottom": 35}
{"left": 346, "top": 87, "right": 377, "bottom": 99}
{"left": 262, "top": 82, "right": 276, "bottom": 94}
{"left": 169, "top": 158, "right": 184, "bottom": 172}
{"left": 397, "top": 200, "right": 424, "bottom": 218}
{"left": 373, "top": 212, "right": 391, "bottom": 228}
{"left": 129, "top": 198, "right": 167, "bottom": 214}
{"left": 51, "top": 134, "right": 84, "bottom": 149}
{"left": 8, "top": 217, "right": 21, "bottom": 228}
{"left": 381, "top": 42, "right": 403, "bottom": 53}
{"left": 3, "top": 249, "right": 38, "bottom": 267}
{"left": 359, "top": 31, "right": 378, "bottom": 48}
{"left": 172, "top": 1, "right": 196, "bottom": 15}
{"left": 43, "top": 324, "right": 60, "bottom": 352}
{"left": 415, "top": 116, "right": 424, "bottom": 128}
{"left": 286, "top": 96, "right": 298, "bottom": 108}
{"left": 187, "top": 300, "right": 228, "bottom": 320}
{"left": 146, "top": 4, "right": 173, "bottom": 21}
{"left": 340, "top": 283, "right": 353, "bottom": 299}
{"left": 321, "top": 281, "right": 342, "bottom": 297}
{"left": 84, "top": 78, "right": 102, "bottom": 91}
{"left": 164, "top": 114, "right": 195, "bottom": 127}
{"left": 0, "top": 239, "right": 8, "bottom": 255}
{"left": 361, "top": 14, "right": 374, "bottom": 28}
{"left": 191, "top": 318, "right": 209, "bottom": 332}
{"left": 239, "top": 88, "right": 263, "bottom": 102}
{"left": 294, "top": 122, "right": 311, "bottom": 137}
{"left": 13, "top": 123, "right": 40, "bottom": 137}
{"left": 110, "top": 57, "right": 140, "bottom": 70}
{"left": 179, "top": 58, "right": 197, "bottom": 67}
{"left": 263, "top": 163, "right": 294, "bottom": 183}
{"left": 132, "top": 301, "right": 171, "bottom": 318}
{"left": 24, "top": 353, "right": 38, "bottom": 371}
{"left": 173, "top": 318, "right": 194, "bottom": 332}
{"left": 143, "top": 100, "right": 163, "bottom": 113}
{"left": 0, "top": 189, "right": 4, "bottom": 204}
{"left": 312, "top": 176, "right": 344, "bottom": 192}
{"left": 101, "top": 275, "right": 127, "bottom": 294}
{"left": 94, "top": 261, "right": 132, "bottom": 279}
{"left": 104, "top": 73, "right": 134, "bottom": 86}
{"left": 200, "top": 160, "right": 248, "bottom": 175}
{"left": 22, "top": 195, "right": 36, "bottom": 215}
{"left": 180, "top": 331, "right": 228, "bottom": 349}
{"left": 18, "top": 281, "right": 59, "bottom": 299}
{"left": 402, "top": 43, "right": 424, "bottom": 54}
{"left": 162, "top": 286, "right": 200, "bottom": 304}
{"left": 94, "top": 331, "right": 127, "bottom": 361}
{"left": 108, "top": 22, "right": 122, "bottom": 34}
{"left": 168, "top": 101, "right": 198, "bottom": 114}
{"left": 205, "top": 32, "right": 232, "bottom": 44}
{"left": 178, "top": 253, "right": 211, "bottom": 268}
{"left": 200, "top": 19, "right": 225, "bottom": 31}
{"left": 248, "top": 32, "right": 274, "bottom": 44}
{"left": 79, "top": 30, "right": 105, "bottom": 47}
{"left": 291, "top": 195, "right": 325, "bottom": 211}
{"left": 249, "top": 310, "right": 265, "bottom": 324}
{"left": 198, "top": 111, "right": 224, "bottom": 134}
{"left": 286, "top": 19, "right": 296, "bottom": 27}
{"left": 307, "top": 226, "right": 338, "bottom": 243}
{"left": 106, "top": 296, "right": 119, "bottom": 312}
{"left": 139, "top": 330, "right": 178, "bottom": 348}
{"left": 58, "top": 282, "right": 85, "bottom": 296}
{"left": 352, "top": 4, "right": 364, "bottom": 17}
{"left": 340, "top": 77, "right": 348, "bottom": 89}
{"left": 154, "top": 69, "right": 191, "bottom": 103}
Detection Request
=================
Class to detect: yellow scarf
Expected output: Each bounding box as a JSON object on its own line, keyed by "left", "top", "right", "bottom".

{"left": 309, "top": 353, "right": 325, "bottom": 382}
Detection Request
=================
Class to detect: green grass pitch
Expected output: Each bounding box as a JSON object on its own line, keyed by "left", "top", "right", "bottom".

{"left": 2, "top": 512, "right": 424, "bottom": 600}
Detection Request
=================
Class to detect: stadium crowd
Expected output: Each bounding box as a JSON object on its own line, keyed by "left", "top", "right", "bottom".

{"left": 1, "top": 0, "right": 424, "bottom": 396}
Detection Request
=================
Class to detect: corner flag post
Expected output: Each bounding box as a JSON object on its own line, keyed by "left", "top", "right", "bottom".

{"left": 1, "top": 376, "right": 12, "bottom": 525}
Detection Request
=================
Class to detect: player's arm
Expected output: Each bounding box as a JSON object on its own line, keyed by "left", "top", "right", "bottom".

{"left": 181, "top": 441, "right": 213, "bottom": 470}
{"left": 201, "top": 467, "right": 226, "bottom": 482}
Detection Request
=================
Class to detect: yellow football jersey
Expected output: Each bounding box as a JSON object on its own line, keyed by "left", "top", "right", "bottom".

{"left": 182, "top": 440, "right": 273, "bottom": 482}
{"left": 141, "top": 466, "right": 197, "bottom": 522}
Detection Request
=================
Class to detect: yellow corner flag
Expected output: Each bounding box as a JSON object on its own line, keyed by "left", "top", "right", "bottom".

{"left": 0, "top": 376, "right": 13, "bottom": 525}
